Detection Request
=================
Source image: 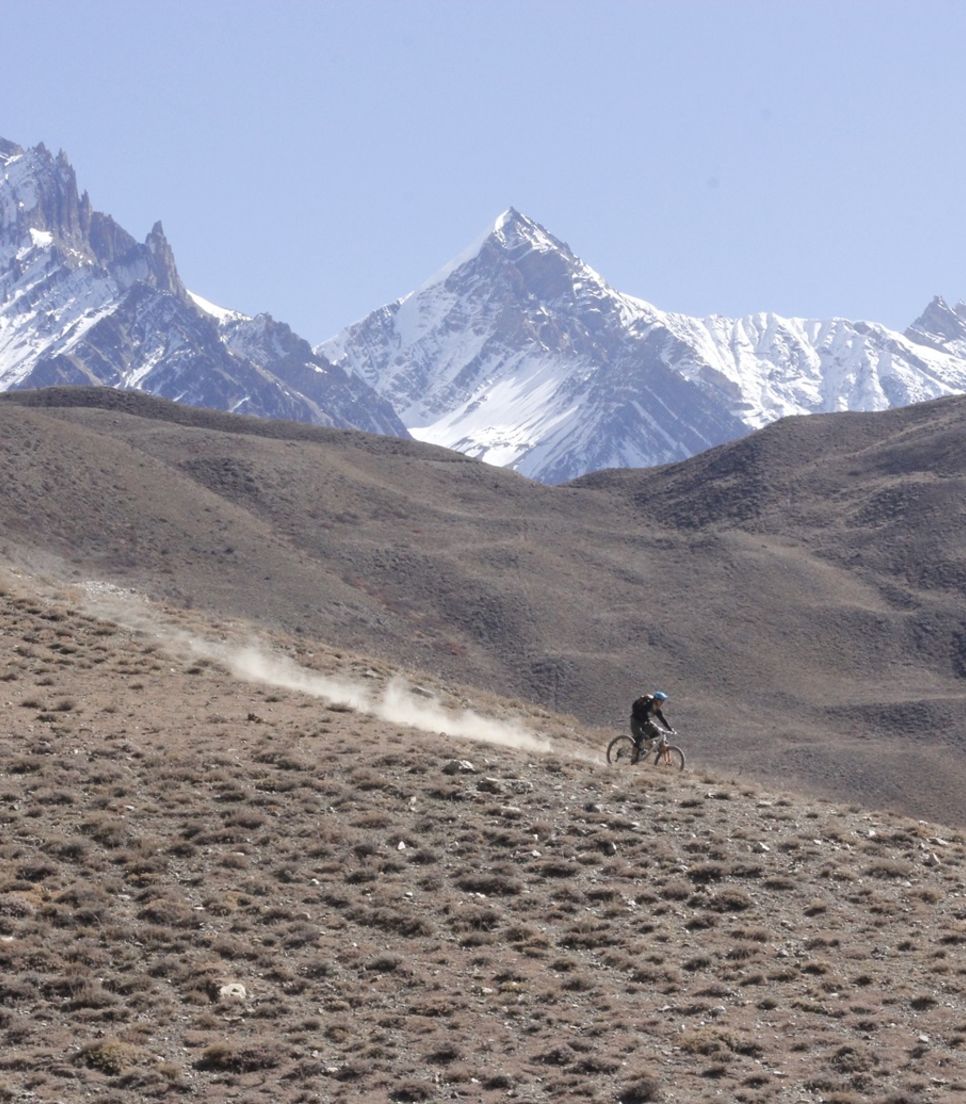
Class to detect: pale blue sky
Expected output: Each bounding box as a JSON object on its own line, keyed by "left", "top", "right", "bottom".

{"left": 5, "top": 0, "right": 966, "bottom": 342}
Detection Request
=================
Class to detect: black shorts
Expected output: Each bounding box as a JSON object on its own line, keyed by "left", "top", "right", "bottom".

{"left": 631, "top": 717, "right": 660, "bottom": 744}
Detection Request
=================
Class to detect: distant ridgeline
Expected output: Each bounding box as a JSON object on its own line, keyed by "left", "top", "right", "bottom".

{"left": 3, "top": 137, "right": 966, "bottom": 482}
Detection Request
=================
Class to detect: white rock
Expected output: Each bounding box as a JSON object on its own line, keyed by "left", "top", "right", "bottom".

{"left": 442, "top": 759, "right": 477, "bottom": 775}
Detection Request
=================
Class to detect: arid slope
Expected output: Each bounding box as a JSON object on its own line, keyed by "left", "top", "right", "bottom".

{"left": 0, "top": 571, "right": 963, "bottom": 1104}
{"left": 1, "top": 388, "right": 965, "bottom": 823}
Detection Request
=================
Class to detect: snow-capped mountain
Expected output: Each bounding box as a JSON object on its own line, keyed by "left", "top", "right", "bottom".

{"left": 0, "top": 138, "right": 406, "bottom": 436}
{"left": 905, "top": 295, "right": 966, "bottom": 359}
{"left": 320, "top": 208, "right": 966, "bottom": 482}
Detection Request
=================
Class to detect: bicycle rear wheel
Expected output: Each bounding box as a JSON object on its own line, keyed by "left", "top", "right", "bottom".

{"left": 653, "top": 744, "right": 685, "bottom": 770}
{"left": 606, "top": 735, "right": 637, "bottom": 765}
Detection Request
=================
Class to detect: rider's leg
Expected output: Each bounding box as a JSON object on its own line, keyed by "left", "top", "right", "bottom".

{"left": 640, "top": 721, "right": 660, "bottom": 756}
{"left": 630, "top": 718, "right": 650, "bottom": 764}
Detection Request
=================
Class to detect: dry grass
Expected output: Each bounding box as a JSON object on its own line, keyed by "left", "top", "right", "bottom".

{"left": 0, "top": 577, "right": 964, "bottom": 1103}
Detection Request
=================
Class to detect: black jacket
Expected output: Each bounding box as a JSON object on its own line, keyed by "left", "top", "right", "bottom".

{"left": 631, "top": 694, "right": 669, "bottom": 729}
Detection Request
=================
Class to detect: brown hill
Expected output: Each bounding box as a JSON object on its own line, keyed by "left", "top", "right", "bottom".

{"left": 0, "top": 569, "right": 963, "bottom": 1104}
{"left": 1, "top": 387, "right": 965, "bottom": 824}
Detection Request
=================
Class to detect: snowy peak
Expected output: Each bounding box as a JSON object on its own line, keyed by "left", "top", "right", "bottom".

{"left": 320, "top": 210, "right": 744, "bottom": 480}
{"left": 481, "top": 207, "right": 606, "bottom": 299}
{"left": 0, "top": 136, "right": 408, "bottom": 438}
{"left": 322, "top": 211, "right": 966, "bottom": 483}
{"left": 906, "top": 294, "right": 966, "bottom": 357}
{"left": 493, "top": 205, "right": 525, "bottom": 231}
{"left": 406, "top": 207, "right": 605, "bottom": 310}
{"left": 490, "top": 206, "right": 565, "bottom": 253}
{"left": 0, "top": 139, "right": 91, "bottom": 252}
{"left": 0, "top": 137, "right": 23, "bottom": 166}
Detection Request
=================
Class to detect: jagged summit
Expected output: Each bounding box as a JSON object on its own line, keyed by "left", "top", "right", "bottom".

{"left": 489, "top": 206, "right": 564, "bottom": 249}
{"left": 494, "top": 204, "right": 521, "bottom": 225}
{"left": 321, "top": 213, "right": 966, "bottom": 482}
{"left": 906, "top": 294, "right": 966, "bottom": 356}
{"left": 0, "top": 137, "right": 22, "bottom": 163}
{"left": 493, "top": 205, "right": 523, "bottom": 231}
{"left": 0, "top": 137, "right": 407, "bottom": 437}
{"left": 485, "top": 208, "right": 590, "bottom": 291}
{"left": 143, "top": 220, "right": 184, "bottom": 297}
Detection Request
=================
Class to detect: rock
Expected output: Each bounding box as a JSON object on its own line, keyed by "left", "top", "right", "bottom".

{"left": 507, "top": 779, "right": 534, "bottom": 794}
{"left": 477, "top": 777, "right": 503, "bottom": 794}
{"left": 442, "top": 759, "right": 476, "bottom": 775}
{"left": 218, "top": 982, "right": 247, "bottom": 1003}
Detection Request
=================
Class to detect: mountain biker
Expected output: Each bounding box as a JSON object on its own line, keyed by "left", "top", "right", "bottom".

{"left": 630, "top": 690, "right": 673, "bottom": 762}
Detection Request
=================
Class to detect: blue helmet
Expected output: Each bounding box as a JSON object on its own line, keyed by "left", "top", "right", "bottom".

{"left": 653, "top": 691, "right": 669, "bottom": 701}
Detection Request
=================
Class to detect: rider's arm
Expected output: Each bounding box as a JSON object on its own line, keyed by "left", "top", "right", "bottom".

{"left": 655, "top": 707, "right": 671, "bottom": 730}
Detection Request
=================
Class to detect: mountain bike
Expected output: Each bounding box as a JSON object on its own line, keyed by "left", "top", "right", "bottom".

{"left": 606, "top": 729, "right": 685, "bottom": 770}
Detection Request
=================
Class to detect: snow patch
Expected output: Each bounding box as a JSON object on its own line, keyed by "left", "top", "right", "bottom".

{"left": 188, "top": 289, "right": 247, "bottom": 324}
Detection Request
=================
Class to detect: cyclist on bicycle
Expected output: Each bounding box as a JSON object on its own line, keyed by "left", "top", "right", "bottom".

{"left": 630, "top": 690, "right": 673, "bottom": 763}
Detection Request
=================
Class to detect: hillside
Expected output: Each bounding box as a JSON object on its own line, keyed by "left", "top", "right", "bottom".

{"left": 0, "top": 567, "right": 963, "bottom": 1103}
{"left": 1, "top": 387, "right": 965, "bottom": 824}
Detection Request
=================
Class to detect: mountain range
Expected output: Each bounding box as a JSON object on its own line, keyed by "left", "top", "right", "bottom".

{"left": 4, "top": 138, "right": 965, "bottom": 1104}
{"left": 0, "top": 138, "right": 405, "bottom": 436}
{"left": 4, "top": 137, "right": 966, "bottom": 480}
{"left": 321, "top": 208, "right": 966, "bottom": 481}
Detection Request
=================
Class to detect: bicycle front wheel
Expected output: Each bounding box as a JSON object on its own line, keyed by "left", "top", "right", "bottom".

{"left": 653, "top": 744, "right": 685, "bottom": 770}
{"left": 606, "top": 735, "right": 637, "bottom": 765}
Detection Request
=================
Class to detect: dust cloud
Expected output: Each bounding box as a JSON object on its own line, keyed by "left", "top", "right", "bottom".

{"left": 75, "top": 580, "right": 551, "bottom": 755}
{"left": 215, "top": 642, "right": 550, "bottom": 753}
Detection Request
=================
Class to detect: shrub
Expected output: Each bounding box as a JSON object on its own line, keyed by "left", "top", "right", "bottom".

{"left": 864, "top": 859, "right": 913, "bottom": 879}
{"left": 391, "top": 1085, "right": 434, "bottom": 1102}
{"left": 688, "top": 863, "right": 726, "bottom": 884}
{"left": 195, "top": 1038, "right": 285, "bottom": 1072}
{"left": 708, "top": 889, "right": 752, "bottom": 912}
{"left": 367, "top": 954, "right": 404, "bottom": 973}
{"left": 424, "top": 1042, "right": 461, "bottom": 1065}
{"left": 618, "top": 1072, "right": 663, "bottom": 1102}
{"left": 455, "top": 873, "right": 523, "bottom": 897}
{"left": 910, "top": 994, "right": 937, "bottom": 1010}
{"left": 78, "top": 1039, "right": 141, "bottom": 1075}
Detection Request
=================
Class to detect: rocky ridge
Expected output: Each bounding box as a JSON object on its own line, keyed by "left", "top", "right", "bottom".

{"left": 0, "top": 138, "right": 406, "bottom": 436}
